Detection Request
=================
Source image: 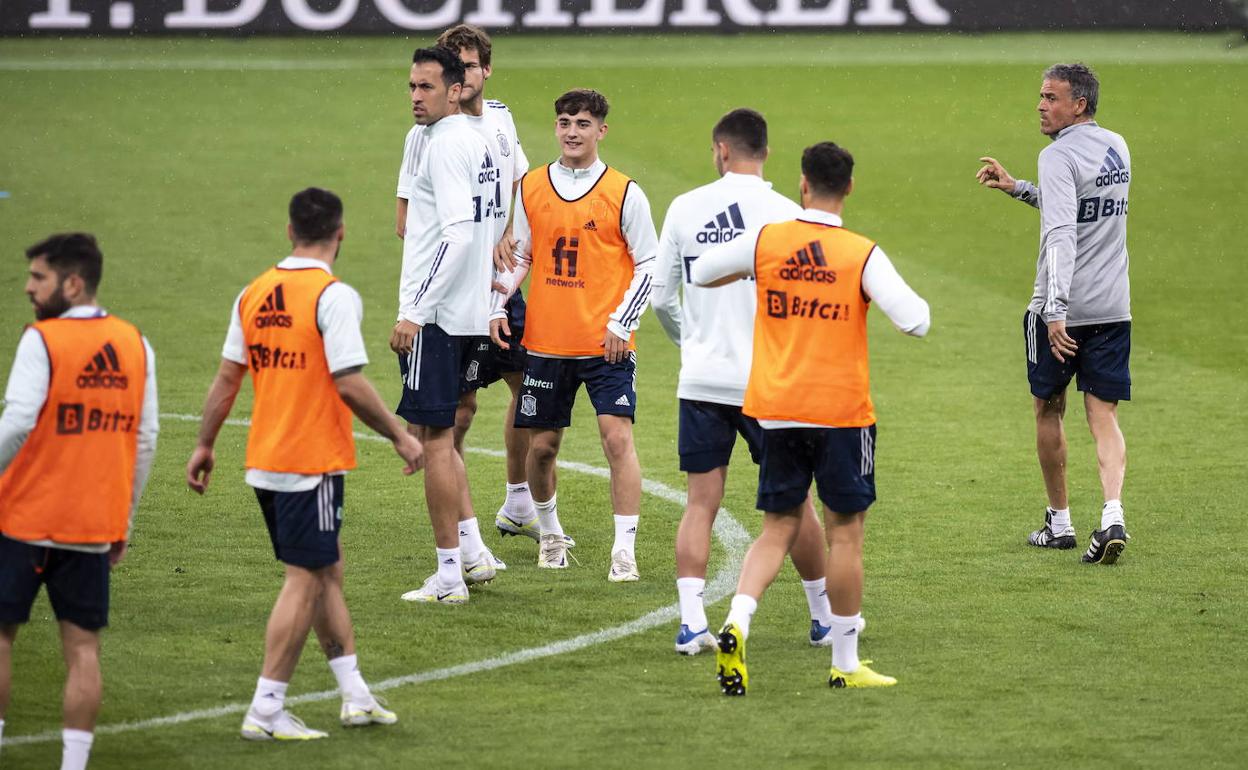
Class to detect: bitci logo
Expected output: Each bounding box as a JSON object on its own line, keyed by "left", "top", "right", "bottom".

{"left": 766, "top": 290, "right": 789, "bottom": 319}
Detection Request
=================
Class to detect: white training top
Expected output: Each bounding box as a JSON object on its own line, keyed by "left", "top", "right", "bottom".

{"left": 490, "top": 158, "right": 659, "bottom": 353}
{"left": 652, "top": 172, "right": 802, "bottom": 406}
{"left": 692, "top": 208, "right": 931, "bottom": 430}
{"left": 222, "top": 256, "right": 368, "bottom": 492}
{"left": 397, "top": 99, "right": 529, "bottom": 245}
{"left": 0, "top": 305, "right": 159, "bottom": 552}
{"left": 397, "top": 113, "right": 500, "bottom": 335}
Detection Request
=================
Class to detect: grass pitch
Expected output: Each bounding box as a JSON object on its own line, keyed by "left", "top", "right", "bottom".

{"left": 1, "top": 31, "right": 1246, "bottom": 769}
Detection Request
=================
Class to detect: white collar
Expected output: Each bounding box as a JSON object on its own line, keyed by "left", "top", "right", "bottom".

{"left": 59, "top": 305, "right": 107, "bottom": 319}
{"left": 277, "top": 256, "right": 333, "bottom": 274}
{"left": 719, "top": 172, "right": 773, "bottom": 188}
{"left": 796, "top": 208, "right": 844, "bottom": 227}
{"left": 553, "top": 158, "right": 605, "bottom": 180}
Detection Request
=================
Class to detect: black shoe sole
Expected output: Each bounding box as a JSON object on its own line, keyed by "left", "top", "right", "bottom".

{"left": 716, "top": 629, "right": 746, "bottom": 696}
{"left": 1082, "top": 539, "right": 1126, "bottom": 564}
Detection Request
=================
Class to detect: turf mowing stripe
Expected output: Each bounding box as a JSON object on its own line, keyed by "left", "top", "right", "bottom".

{"left": 5, "top": 412, "right": 751, "bottom": 747}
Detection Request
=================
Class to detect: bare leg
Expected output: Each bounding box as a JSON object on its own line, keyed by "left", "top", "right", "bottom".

{"left": 501, "top": 372, "right": 530, "bottom": 485}
{"left": 0, "top": 625, "right": 17, "bottom": 721}
{"left": 259, "top": 565, "right": 325, "bottom": 682}
{"left": 421, "top": 425, "right": 468, "bottom": 549}
{"left": 823, "top": 509, "right": 866, "bottom": 616}
{"left": 1034, "top": 392, "right": 1069, "bottom": 510}
{"left": 788, "top": 494, "right": 828, "bottom": 581}
{"left": 311, "top": 552, "right": 355, "bottom": 661}
{"left": 597, "top": 415, "right": 640, "bottom": 518}
{"left": 59, "top": 622, "right": 102, "bottom": 731}
{"left": 1084, "top": 393, "right": 1126, "bottom": 503}
{"left": 735, "top": 510, "right": 803, "bottom": 600}
{"left": 527, "top": 428, "right": 563, "bottom": 503}
{"left": 676, "top": 468, "right": 726, "bottom": 579}
{"left": 451, "top": 395, "right": 478, "bottom": 525}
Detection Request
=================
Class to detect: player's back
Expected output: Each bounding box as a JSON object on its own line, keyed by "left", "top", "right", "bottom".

{"left": 1033, "top": 122, "right": 1131, "bottom": 325}
{"left": 667, "top": 173, "right": 800, "bottom": 405}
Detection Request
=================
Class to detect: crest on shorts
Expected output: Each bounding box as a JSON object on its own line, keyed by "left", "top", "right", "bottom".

{"left": 520, "top": 394, "right": 537, "bottom": 417}
{"left": 466, "top": 360, "right": 480, "bottom": 382}
{"left": 496, "top": 132, "right": 512, "bottom": 158}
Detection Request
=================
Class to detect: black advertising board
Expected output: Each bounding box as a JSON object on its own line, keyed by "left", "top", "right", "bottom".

{"left": 0, "top": 0, "right": 1233, "bottom": 35}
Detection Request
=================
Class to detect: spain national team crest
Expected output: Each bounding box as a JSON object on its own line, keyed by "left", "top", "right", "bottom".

{"left": 520, "top": 394, "right": 537, "bottom": 417}
{"left": 465, "top": 360, "right": 480, "bottom": 382}
{"left": 496, "top": 132, "right": 511, "bottom": 158}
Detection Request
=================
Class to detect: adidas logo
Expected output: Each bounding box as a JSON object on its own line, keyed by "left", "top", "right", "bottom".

{"left": 1095, "top": 146, "right": 1130, "bottom": 187}
{"left": 255, "top": 285, "right": 293, "bottom": 328}
{"left": 615, "top": 394, "right": 631, "bottom": 407}
{"left": 77, "top": 342, "right": 129, "bottom": 389}
{"left": 625, "top": 527, "right": 637, "bottom": 534}
{"left": 583, "top": 219, "right": 597, "bottom": 231}
{"left": 779, "top": 241, "right": 837, "bottom": 283}
{"left": 696, "top": 203, "right": 745, "bottom": 244}
{"left": 442, "top": 558, "right": 457, "bottom": 565}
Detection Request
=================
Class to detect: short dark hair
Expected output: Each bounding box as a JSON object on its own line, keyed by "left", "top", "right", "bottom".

{"left": 801, "top": 142, "right": 854, "bottom": 198}
{"left": 25, "top": 233, "right": 103, "bottom": 294}
{"left": 437, "top": 23, "right": 492, "bottom": 68}
{"left": 289, "top": 188, "right": 343, "bottom": 244}
{"left": 712, "top": 108, "right": 768, "bottom": 159}
{"left": 554, "top": 89, "right": 609, "bottom": 120}
{"left": 1044, "top": 62, "right": 1099, "bottom": 116}
{"left": 412, "top": 46, "right": 466, "bottom": 88}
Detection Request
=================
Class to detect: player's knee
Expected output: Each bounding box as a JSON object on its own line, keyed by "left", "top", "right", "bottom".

{"left": 529, "top": 437, "right": 559, "bottom": 466}
{"left": 600, "top": 427, "right": 635, "bottom": 461}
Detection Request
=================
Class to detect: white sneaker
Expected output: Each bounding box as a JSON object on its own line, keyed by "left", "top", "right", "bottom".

{"left": 340, "top": 695, "right": 397, "bottom": 727}
{"left": 462, "top": 550, "right": 498, "bottom": 584}
{"left": 537, "top": 533, "right": 568, "bottom": 569}
{"left": 240, "top": 708, "right": 329, "bottom": 741}
{"left": 490, "top": 550, "right": 508, "bottom": 571}
{"left": 400, "top": 573, "right": 469, "bottom": 604}
{"left": 496, "top": 508, "right": 577, "bottom": 548}
{"left": 608, "top": 549, "right": 639, "bottom": 582}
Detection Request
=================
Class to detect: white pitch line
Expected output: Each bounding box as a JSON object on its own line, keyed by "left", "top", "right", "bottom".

{"left": 5, "top": 412, "right": 751, "bottom": 747}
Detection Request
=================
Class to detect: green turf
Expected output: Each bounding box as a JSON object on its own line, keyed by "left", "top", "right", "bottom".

{"left": 0, "top": 31, "right": 1246, "bottom": 769}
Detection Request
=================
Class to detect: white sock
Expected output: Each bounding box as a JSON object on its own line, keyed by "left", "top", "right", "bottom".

{"left": 676, "top": 577, "right": 708, "bottom": 631}
{"left": 612, "top": 514, "right": 639, "bottom": 555}
{"left": 1101, "top": 499, "right": 1125, "bottom": 530}
{"left": 1048, "top": 506, "right": 1072, "bottom": 532}
{"left": 801, "top": 577, "right": 834, "bottom": 626}
{"left": 436, "top": 547, "right": 461, "bottom": 586}
{"left": 504, "top": 482, "right": 536, "bottom": 520}
{"left": 830, "top": 613, "right": 862, "bottom": 673}
{"left": 458, "top": 517, "right": 487, "bottom": 560}
{"left": 61, "top": 729, "right": 93, "bottom": 770}
{"left": 535, "top": 496, "right": 564, "bottom": 538}
{"left": 328, "top": 654, "right": 373, "bottom": 706}
{"left": 724, "top": 594, "right": 758, "bottom": 639}
{"left": 249, "top": 676, "right": 288, "bottom": 717}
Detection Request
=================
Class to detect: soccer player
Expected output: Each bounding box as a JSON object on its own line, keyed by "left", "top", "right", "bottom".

{"left": 0, "top": 233, "right": 158, "bottom": 769}
{"left": 977, "top": 63, "right": 1133, "bottom": 564}
{"left": 490, "top": 89, "right": 658, "bottom": 580}
{"left": 186, "top": 188, "right": 422, "bottom": 740}
{"left": 694, "top": 142, "right": 930, "bottom": 693}
{"left": 396, "top": 26, "right": 543, "bottom": 554}
{"left": 391, "top": 46, "right": 502, "bottom": 602}
{"left": 652, "top": 108, "right": 846, "bottom": 655}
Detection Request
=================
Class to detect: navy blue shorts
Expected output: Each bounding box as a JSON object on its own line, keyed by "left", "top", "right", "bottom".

{"left": 514, "top": 352, "right": 637, "bottom": 429}
{"left": 678, "top": 399, "right": 764, "bottom": 473}
{"left": 0, "top": 535, "right": 111, "bottom": 630}
{"left": 396, "top": 324, "right": 487, "bottom": 427}
{"left": 255, "top": 475, "right": 344, "bottom": 569}
{"left": 1024, "top": 311, "right": 1131, "bottom": 402}
{"left": 756, "top": 426, "right": 877, "bottom": 515}
{"left": 464, "top": 292, "right": 527, "bottom": 392}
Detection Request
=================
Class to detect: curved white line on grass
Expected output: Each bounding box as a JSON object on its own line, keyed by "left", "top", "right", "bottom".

{"left": 6, "top": 412, "right": 750, "bottom": 747}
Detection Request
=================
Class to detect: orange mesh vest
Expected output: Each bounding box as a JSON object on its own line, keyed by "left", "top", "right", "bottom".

{"left": 521, "top": 164, "right": 636, "bottom": 356}
{"left": 240, "top": 267, "right": 355, "bottom": 474}
{"left": 0, "top": 315, "right": 146, "bottom": 543}
{"left": 743, "top": 220, "right": 877, "bottom": 427}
